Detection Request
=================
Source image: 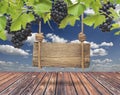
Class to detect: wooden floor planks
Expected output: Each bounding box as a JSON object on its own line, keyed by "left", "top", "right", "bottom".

{"left": 0, "top": 72, "right": 119, "bottom": 95}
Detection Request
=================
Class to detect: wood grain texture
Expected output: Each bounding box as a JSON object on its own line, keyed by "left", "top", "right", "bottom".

{"left": 0, "top": 72, "right": 119, "bottom": 95}
{"left": 33, "top": 42, "right": 90, "bottom": 68}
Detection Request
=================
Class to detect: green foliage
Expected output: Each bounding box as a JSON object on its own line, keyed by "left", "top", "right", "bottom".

{"left": 0, "top": 0, "right": 120, "bottom": 40}
{"left": 0, "top": 16, "right": 6, "bottom": 40}
{"left": 59, "top": 15, "right": 79, "bottom": 28}
{"left": 83, "top": 14, "right": 106, "bottom": 28}
{"left": 10, "top": 13, "right": 34, "bottom": 31}
{"left": 68, "top": 3, "right": 86, "bottom": 16}
{"left": 115, "top": 31, "right": 120, "bottom": 35}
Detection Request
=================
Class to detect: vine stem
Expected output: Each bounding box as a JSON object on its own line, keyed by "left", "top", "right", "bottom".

{"left": 99, "top": 10, "right": 113, "bottom": 19}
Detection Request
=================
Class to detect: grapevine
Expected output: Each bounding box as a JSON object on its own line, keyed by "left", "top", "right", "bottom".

{"left": 51, "top": 0, "right": 68, "bottom": 25}
{"left": 99, "top": 2, "right": 116, "bottom": 32}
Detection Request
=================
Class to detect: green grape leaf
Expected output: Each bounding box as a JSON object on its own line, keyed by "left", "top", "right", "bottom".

{"left": 0, "top": 16, "right": 7, "bottom": 40}
{"left": 83, "top": 14, "right": 105, "bottom": 28}
{"left": 10, "top": 13, "right": 34, "bottom": 31}
{"left": 0, "top": 0, "right": 8, "bottom": 14}
{"left": 34, "top": 0, "right": 52, "bottom": 15}
{"left": 83, "top": 15, "right": 96, "bottom": 26}
{"left": 80, "top": 0, "right": 94, "bottom": 7}
{"left": 91, "top": 0, "right": 101, "bottom": 13}
{"left": 115, "top": 31, "right": 120, "bottom": 35}
{"left": 111, "top": 23, "right": 120, "bottom": 30}
{"left": 116, "top": 0, "right": 120, "bottom": 4}
{"left": 41, "top": 13, "right": 51, "bottom": 23}
{"left": 94, "top": 15, "right": 106, "bottom": 28}
{"left": 64, "top": 0, "right": 73, "bottom": 6}
{"left": 0, "top": 16, "right": 6, "bottom": 30}
{"left": 0, "top": 30, "right": 6, "bottom": 40}
{"left": 59, "top": 15, "right": 80, "bottom": 28}
{"left": 68, "top": 3, "right": 86, "bottom": 16}
{"left": 109, "top": 8, "right": 119, "bottom": 20}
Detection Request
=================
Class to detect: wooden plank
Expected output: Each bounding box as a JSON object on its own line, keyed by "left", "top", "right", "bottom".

{"left": 77, "top": 72, "right": 101, "bottom": 95}
{"left": 101, "top": 72, "right": 120, "bottom": 85}
{"left": 0, "top": 73, "right": 25, "bottom": 93}
{"left": 33, "top": 72, "right": 51, "bottom": 95}
{"left": 8, "top": 72, "right": 38, "bottom": 95}
{"left": 63, "top": 72, "right": 77, "bottom": 95}
{"left": 0, "top": 73, "right": 12, "bottom": 81}
{"left": 56, "top": 72, "right": 65, "bottom": 95}
{"left": 93, "top": 72, "right": 120, "bottom": 90}
{"left": 83, "top": 73, "right": 112, "bottom": 95}
{"left": 89, "top": 72, "right": 120, "bottom": 95}
{"left": 21, "top": 72, "right": 45, "bottom": 95}
{"left": 0, "top": 73, "right": 18, "bottom": 86}
{"left": 0, "top": 73, "right": 10, "bottom": 78}
{"left": 0, "top": 73, "right": 31, "bottom": 95}
{"left": 70, "top": 72, "right": 89, "bottom": 95}
{"left": 44, "top": 72, "right": 57, "bottom": 95}
{"left": 41, "top": 43, "right": 90, "bottom": 57}
{"left": 41, "top": 57, "right": 89, "bottom": 68}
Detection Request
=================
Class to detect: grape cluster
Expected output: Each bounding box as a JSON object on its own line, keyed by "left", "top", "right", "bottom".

{"left": 4, "top": 14, "right": 12, "bottom": 34}
{"left": 11, "top": 23, "right": 32, "bottom": 48}
{"left": 24, "top": 3, "right": 41, "bottom": 23}
{"left": 99, "top": 2, "right": 115, "bottom": 32}
{"left": 51, "top": 0, "right": 68, "bottom": 24}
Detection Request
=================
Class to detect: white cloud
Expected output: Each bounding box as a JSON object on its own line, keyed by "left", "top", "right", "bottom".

{"left": 84, "top": 8, "right": 95, "bottom": 15}
{"left": 90, "top": 42, "right": 99, "bottom": 49}
{"left": 92, "top": 58, "right": 112, "bottom": 64}
{"left": 70, "top": 40, "right": 89, "bottom": 43}
{"left": 91, "top": 48, "right": 107, "bottom": 56}
{"left": 26, "top": 33, "right": 47, "bottom": 45}
{"left": 46, "top": 33, "right": 68, "bottom": 43}
{"left": 0, "top": 60, "right": 19, "bottom": 66}
{"left": 0, "top": 45, "right": 29, "bottom": 56}
{"left": 100, "top": 42, "right": 113, "bottom": 47}
{"left": 70, "top": 40, "right": 80, "bottom": 43}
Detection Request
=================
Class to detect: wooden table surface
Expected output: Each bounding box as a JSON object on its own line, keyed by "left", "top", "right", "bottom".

{"left": 0, "top": 72, "right": 119, "bottom": 95}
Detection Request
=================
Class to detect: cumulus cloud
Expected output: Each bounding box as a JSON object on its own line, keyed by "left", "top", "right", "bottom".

{"left": 0, "top": 45, "right": 29, "bottom": 56}
{"left": 26, "top": 33, "right": 47, "bottom": 45}
{"left": 46, "top": 33, "right": 68, "bottom": 43}
{"left": 100, "top": 42, "right": 113, "bottom": 47}
{"left": 90, "top": 42, "right": 99, "bottom": 49}
{"left": 91, "top": 48, "right": 107, "bottom": 56}
{"left": 92, "top": 58, "right": 112, "bottom": 64}
{"left": 0, "top": 61, "right": 19, "bottom": 65}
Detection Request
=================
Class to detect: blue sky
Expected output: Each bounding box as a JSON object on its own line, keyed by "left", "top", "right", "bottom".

{"left": 0, "top": 8, "right": 120, "bottom": 72}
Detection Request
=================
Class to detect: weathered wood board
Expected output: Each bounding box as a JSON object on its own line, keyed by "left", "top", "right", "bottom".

{"left": 0, "top": 72, "right": 119, "bottom": 95}
{"left": 33, "top": 42, "right": 90, "bottom": 68}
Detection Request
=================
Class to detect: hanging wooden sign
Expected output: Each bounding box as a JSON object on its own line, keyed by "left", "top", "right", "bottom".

{"left": 32, "top": 42, "right": 90, "bottom": 68}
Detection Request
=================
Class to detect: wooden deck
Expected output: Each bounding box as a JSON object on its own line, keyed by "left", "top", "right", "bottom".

{"left": 0, "top": 72, "right": 119, "bottom": 95}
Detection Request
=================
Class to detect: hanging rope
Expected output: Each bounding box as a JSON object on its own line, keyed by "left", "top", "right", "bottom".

{"left": 36, "top": 21, "right": 44, "bottom": 68}
{"left": 79, "top": 14, "right": 86, "bottom": 70}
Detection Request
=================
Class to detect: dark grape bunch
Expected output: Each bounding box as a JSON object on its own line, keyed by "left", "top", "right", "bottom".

{"left": 51, "top": 0, "right": 68, "bottom": 25}
{"left": 24, "top": 3, "right": 41, "bottom": 23}
{"left": 99, "top": 2, "right": 116, "bottom": 32}
{"left": 4, "top": 14, "right": 12, "bottom": 34}
{"left": 11, "top": 23, "right": 32, "bottom": 48}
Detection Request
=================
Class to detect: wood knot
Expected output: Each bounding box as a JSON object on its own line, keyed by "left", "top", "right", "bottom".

{"left": 36, "top": 33, "right": 44, "bottom": 42}
{"left": 78, "top": 32, "right": 86, "bottom": 42}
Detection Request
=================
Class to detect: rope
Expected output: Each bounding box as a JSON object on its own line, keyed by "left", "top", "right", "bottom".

{"left": 38, "top": 21, "right": 41, "bottom": 68}
{"left": 39, "top": 21, "right": 41, "bottom": 33}
{"left": 81, "top": 14, "right": 85, "bottom": 71}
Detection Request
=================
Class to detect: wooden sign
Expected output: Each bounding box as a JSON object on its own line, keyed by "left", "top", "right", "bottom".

{"left": 33, "top": 42, "right": 90, "bottom": 68}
